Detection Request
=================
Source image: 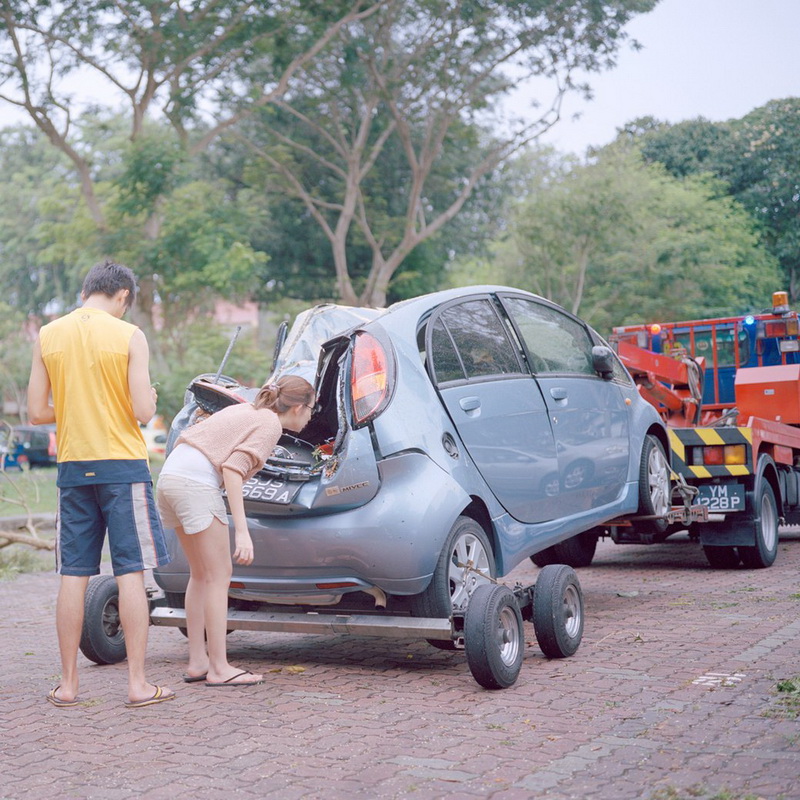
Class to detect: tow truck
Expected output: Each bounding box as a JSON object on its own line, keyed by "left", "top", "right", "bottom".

{"left": 601, "top": 291, "right": 800, "bottom": 569}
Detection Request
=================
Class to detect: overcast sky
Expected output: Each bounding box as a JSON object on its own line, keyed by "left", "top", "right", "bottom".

{"left": 526, "top": 0, "right": 800, "bottom": 155}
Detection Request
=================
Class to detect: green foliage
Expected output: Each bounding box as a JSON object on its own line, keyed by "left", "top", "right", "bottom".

{"left": 452, "top": 143, "right": 781, "bottom": 332}
{"left": 639, "top": 98, "right": 800, "bottom": 302}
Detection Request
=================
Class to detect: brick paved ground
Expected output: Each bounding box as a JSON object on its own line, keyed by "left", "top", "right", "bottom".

{"left": 1, "top": 531, "right": 798, "bottom": 800}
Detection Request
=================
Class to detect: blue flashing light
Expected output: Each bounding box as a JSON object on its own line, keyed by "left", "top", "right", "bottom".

{"left": 744, "top": 315, "right": 756, "bottom": 326}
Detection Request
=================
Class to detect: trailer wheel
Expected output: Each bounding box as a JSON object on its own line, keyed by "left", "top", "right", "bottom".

{"left": 532, "top": 565, "right": 584, "bottom": 658}
{"left": 464, "top": 584, "right": 524, "bottom": 690}
{"left": 79, "top": 576, "right": 127, "bottom": 665}
{"left": 634, "top": 435, "right": 671, "bottom": 534}
{"left": 703, "top": 546, "right": 741, "bottom": 569}
{"left": 738, "top": 481, "right": 779, "bottom": 569}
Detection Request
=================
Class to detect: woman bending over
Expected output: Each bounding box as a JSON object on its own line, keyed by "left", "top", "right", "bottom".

{"left": 157, "top": 375, "right": 315, "bottom": 687}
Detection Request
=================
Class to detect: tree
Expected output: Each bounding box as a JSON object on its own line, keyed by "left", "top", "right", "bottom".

{"left": 453, "top": 144, "right": 781, "bottom": 332}
{"left": 639, "top": 99, "right": 800, "bottom": 301}
{"left": 230, "top": 0, "right": 659, "bottom": 306}
{"left": 0, "top": 0, "right": 386, "bottom": 319}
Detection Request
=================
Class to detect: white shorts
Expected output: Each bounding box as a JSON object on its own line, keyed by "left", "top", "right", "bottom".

{"left": 156, "top": 474, "right": 228, "bottom": 535}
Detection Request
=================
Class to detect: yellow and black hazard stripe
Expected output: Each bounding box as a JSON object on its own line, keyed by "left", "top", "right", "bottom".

{"left": 668, "top": 427, "right": 753, "bottom": 479}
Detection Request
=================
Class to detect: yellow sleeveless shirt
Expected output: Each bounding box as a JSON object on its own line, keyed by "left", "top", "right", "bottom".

{"left": 39, "top": 307, "right": 148, "bottom": 466}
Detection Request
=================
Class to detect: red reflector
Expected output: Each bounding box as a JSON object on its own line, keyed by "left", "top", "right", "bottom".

{"left": 229, "top": 582, "right": 245, "bottom": 589}
{"left": 703, "top": 447, "right": 724, "bottom": 466}
{"left": 351, "top": 332, "right": 389, "bottom": 425}
{"left": 315, "top": 582, "right": 360, "bottom": 590}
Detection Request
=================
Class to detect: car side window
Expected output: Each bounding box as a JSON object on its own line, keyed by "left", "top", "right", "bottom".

{"left": 431, "top": 299, "right": 522, "bottom": 384}
{"left": 503, "top": 297, "right": 595, "bottom": 376}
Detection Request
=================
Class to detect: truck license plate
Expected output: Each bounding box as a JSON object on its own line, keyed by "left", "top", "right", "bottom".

{"left": 696, "top": 483, "right": 745, "bottom": 513}
{"left": 241, "top": 475, "right": 302, "bottom": 504}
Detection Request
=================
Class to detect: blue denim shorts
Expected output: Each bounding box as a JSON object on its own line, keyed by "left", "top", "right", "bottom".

{"left": 56, "top": 482, "right": 171, "bottom": 577}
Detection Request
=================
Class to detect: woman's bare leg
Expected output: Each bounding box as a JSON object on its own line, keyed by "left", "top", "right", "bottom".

{"left": 180, "top": 518, "right": 262, "bottom": 684}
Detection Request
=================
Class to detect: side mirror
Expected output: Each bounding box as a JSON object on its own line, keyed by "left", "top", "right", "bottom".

{"left": 592, "top": 345, "right": 615, "bottom": 379}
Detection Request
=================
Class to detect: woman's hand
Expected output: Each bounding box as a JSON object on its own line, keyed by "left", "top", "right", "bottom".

{"left": 233, "top": 529, "right": 254, "bottom": 565}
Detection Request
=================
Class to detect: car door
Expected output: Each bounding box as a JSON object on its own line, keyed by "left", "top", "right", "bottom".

{"left": 426, "top": 295, "right": 560, "bottom": 523}
{"left": 499, "top": 294, "right": 631, "bottom": 515}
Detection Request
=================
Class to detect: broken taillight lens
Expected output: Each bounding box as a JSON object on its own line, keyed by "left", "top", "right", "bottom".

{"left": 351, "top": 331, "right": 390, "bottom": 427}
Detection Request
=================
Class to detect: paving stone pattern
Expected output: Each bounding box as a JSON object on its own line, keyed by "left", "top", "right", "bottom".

{"left": 1, "top": 531, "right": 799, "bottom": 800}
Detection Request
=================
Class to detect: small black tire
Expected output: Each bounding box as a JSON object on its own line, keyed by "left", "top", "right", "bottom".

{"left": 79, "top": 576, "right": 127, "bottom": 665}
{"left": 532, "top": 564, "right": 584, "bottom": 659}
{"left": 738, "top": 481, "right": 779, "bottom": 569}
{"left": 634, "top": 435, "right": 671, "bottom": 535}
{"left": 530, "top": 546, "right": 558, "bottom": 568}
{"left": 464, "top": 584, "right": 524, "bottom": 690}
{"left": 703, "top": 546, "right": 741, "bottom": 569}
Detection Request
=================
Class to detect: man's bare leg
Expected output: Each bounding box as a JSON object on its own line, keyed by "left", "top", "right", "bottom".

{"left": 116, "top": 571, "right": 171, "bottom": 704}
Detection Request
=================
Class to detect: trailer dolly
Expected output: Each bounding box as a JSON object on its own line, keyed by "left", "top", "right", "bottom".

{"left": 79, "top": 564, "right": 584, "bottom": 690}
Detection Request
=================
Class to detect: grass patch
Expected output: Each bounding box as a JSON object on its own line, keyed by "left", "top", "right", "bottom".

{"left": 773, "top": 677, "right": 800, "bottom": 719}
{"left": 0, "top": 545, "right": 52, "bottom": 580}
{"left": 0, "top": 466, "right": 59, "bottom": 515}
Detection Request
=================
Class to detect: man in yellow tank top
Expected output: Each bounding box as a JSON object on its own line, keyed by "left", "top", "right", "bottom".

{"left": 28, "top": 260, "right": 175, "bottom": 709}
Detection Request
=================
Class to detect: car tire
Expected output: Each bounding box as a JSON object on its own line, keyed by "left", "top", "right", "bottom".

{"left": 531, "top": 529, "right": 599, "bottom": 569}
{"left": 411, "top": 516, "right": 495, "bottom": 650}
{"left": 464, "top": 584, "right": 524, "bottom": 690}
{"left": 79, "top": 576, "right": 127, "bottom": 665}
{"left": 738, "top": 481, "right": 779, "bottom": 569}
{"left": 634, "top": 435, "right": 671, "bottom": 535}
{"left": 532, "top": 564, "right": 584, "bottom": 659}
{"left": 703, "top": 546, "right": 741, "bottom": 569}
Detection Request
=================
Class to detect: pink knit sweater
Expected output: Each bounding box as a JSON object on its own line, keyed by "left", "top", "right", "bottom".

{"left": 176, "top": 403, "right": 283, "bottom": 481}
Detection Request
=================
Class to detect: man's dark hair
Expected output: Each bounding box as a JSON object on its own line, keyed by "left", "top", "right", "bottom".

{"left": 81, "top": 260, "right": 138, "bottom": 310}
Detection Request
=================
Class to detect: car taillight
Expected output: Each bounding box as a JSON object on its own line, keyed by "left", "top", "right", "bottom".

{"left": 351, "top": 331, "right": 390, "bottom": 427}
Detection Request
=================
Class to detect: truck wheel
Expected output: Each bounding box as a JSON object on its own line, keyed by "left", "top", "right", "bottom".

{"left": 530, "top": 529, "right": 598, "bottom": 569}
{"left": 634, "top": 435, "right": 671, "bottom": 535}
{"left": 738, "top": 481, "right": 779, "bottom": 568}
{"left": 703, "top": 546, "right": 740, "bottom": 569}
{"left": 532, "top": 564, "right": 584, "bottom": 659}
{"left": 464, "top": 584, "right": 524, "bottom": 690}
{"left": 411, "top": 516, "right": 495, "bottom": 650}
{"left": 79, "top": 576, "right": 127, "bottom": 665}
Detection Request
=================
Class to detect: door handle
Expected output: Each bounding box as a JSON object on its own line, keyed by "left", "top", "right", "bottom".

{"left": 549, "top": 387, "right": 568, "bottom": 401}
{"left": 459, "top": 396, "right": 481, "bottom": 412}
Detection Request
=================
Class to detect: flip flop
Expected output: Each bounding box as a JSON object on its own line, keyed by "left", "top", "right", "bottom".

{"left": 47, "top": 686, "right": 78, "bottom": 708}
{"left": 182, "top": 673, "right": 208, "bottom": 683}
{"left": 124, "top": 686, "right": 176, "bottom": 708}
{"left": 205, "top": 670, "right": 264, "bottom": 687}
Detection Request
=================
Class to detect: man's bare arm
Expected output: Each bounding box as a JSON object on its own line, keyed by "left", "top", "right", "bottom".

{"left": 27, "top": 338, "right": 56, "bottom": 424}
{"left": 128, "top": 328, "right": 157, "bottom": 424}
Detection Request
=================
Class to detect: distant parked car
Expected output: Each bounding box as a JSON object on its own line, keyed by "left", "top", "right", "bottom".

{"left": 7, "top": 425, "right": 57, "bottom": 468}
{"left": 153, "top": 286, "right": 671, "bottom": 615}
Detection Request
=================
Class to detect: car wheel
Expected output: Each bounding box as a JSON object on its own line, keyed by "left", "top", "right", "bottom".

{"left": 79, "top": 576, "right": 127, "bottom": 665}
{"left": 703, "top": 546, "right": 741, "bottom": 569}
{"left": 411, "top": 516, "right": 495, "bottom": 650}
{"left": 634, "top": 435, "right": 671, "bottom": 535}
{"left": 530, "top": 528, "right": 599, "bottom": 569}
{"left": 738, "top": 481, "right": 779, "bottom": 569}
{"left": 464, "top": 585, "right": 524, "bottom": 690}
{"left": 532, "top": 564, "right": 584, "bottom": 659}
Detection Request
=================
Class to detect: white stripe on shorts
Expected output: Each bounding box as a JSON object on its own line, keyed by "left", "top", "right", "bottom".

{"left": 131, "top": 482, "right": 158, "bottom": 569}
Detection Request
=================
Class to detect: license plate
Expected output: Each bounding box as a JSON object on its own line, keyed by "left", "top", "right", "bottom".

{"left": 240, "top": 475, "right": 302, "bottom": 505}
{"left": 696, "top": 483, "right": 745, "bottom": 513}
